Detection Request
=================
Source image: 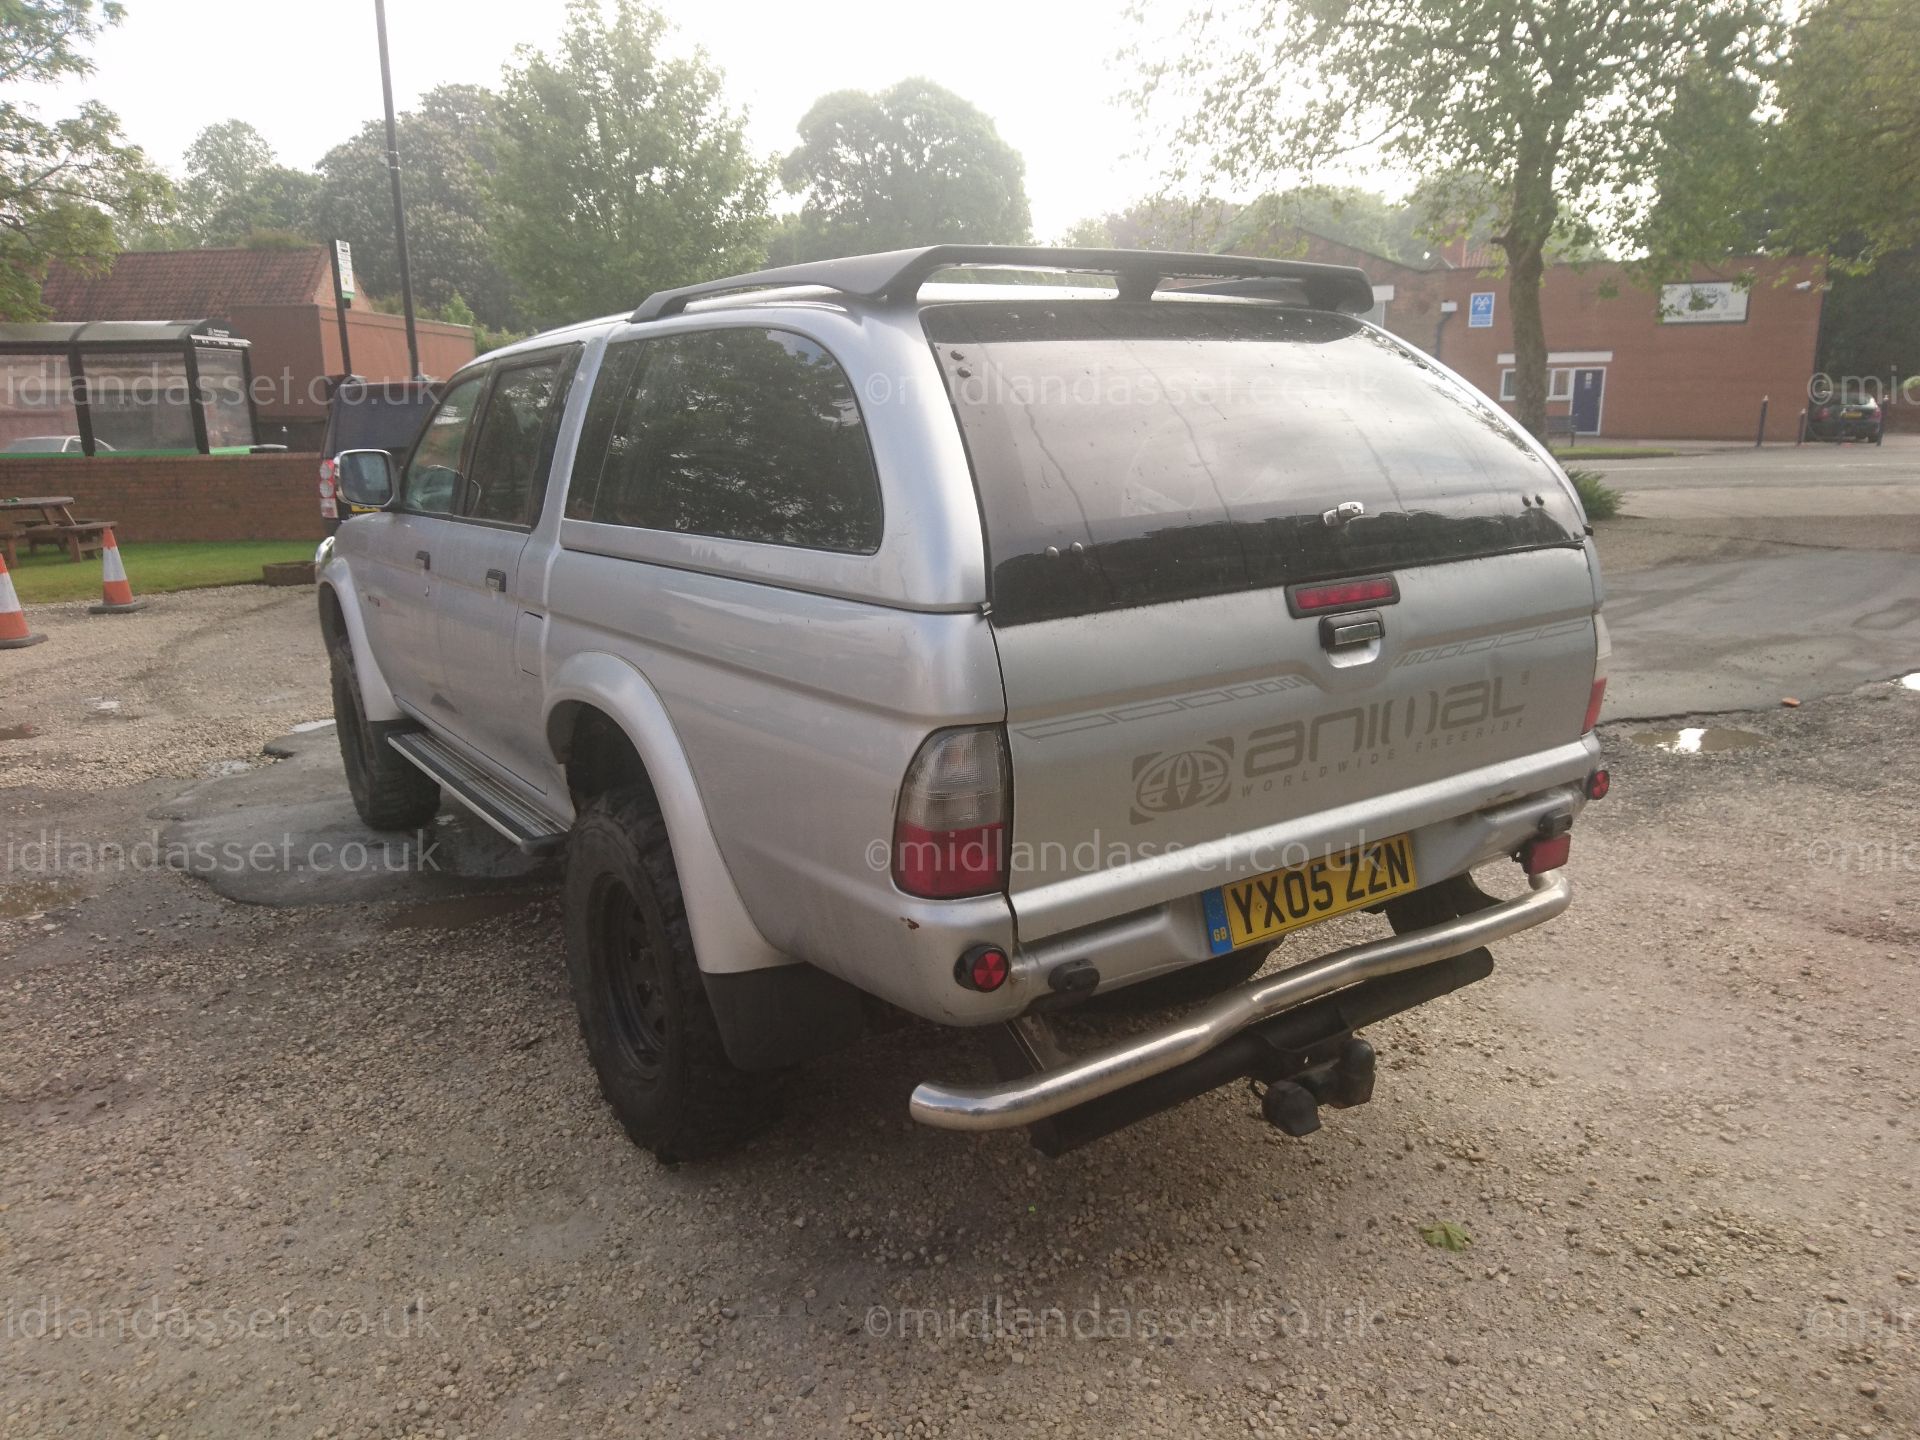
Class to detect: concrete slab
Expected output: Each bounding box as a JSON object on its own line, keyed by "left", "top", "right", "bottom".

{"left": 156, "top": 723, "right": 553, "bottom": 907}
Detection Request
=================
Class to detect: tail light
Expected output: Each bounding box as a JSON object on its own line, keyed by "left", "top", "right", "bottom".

{"left": 893, "top": 726, "right": 1010, "bottom": 899}
{"left": 1583, "top": 616, "right": 1610, "bottom": 733}
{"left": 318, "top": 457, "right": 337, "bottom": 484}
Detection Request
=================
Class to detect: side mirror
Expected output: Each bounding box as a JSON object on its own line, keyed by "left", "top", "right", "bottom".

{"left": 336, "top": 449, "right": 396, "bottom": 509}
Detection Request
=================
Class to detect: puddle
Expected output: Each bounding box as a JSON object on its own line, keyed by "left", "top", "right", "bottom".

{"left": 0, "top": 877, "right": 85, "bottom": 919}
{"left": 0, "top": 722, "right": 39, "bottom": 741}
{"left": 1630, "top": 727, "right": 1767, "bottom": 755}
{"left": 385, "top": 890, "right": 545, "bottom": 932}
{"left": 289, "top": 718, "right": 337, "bottom": 733}
{"left": 1903, "top": 673, "right": 1920, "bottom": 692}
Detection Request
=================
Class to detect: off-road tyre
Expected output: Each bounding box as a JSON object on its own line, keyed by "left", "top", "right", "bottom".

{"left": 564, "top": 787, "right": 772, "bottom": 1162}
{"left": 328, "top": 632, "right": 441, "bottom": 831}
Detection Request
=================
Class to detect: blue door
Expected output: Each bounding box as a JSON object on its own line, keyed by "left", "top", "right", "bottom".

{"left": 1571, "top": 368, "right": 1605, "bottom": 435}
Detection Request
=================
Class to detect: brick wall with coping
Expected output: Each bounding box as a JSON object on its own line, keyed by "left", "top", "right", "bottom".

{"left": 0, "top": 453, "right": 325, "bottom": 543}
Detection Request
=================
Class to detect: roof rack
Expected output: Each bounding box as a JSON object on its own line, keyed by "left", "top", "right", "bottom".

{"left": 629, "top": 245, "right": 1375, "bottom": 322}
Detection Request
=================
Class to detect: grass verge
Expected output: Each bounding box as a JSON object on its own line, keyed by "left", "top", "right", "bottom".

{"left": 6, "top": 540, "right": 317, "bottom": 605}
{"left": 1551, "top": 446, "right": 1680, "bottom": 460}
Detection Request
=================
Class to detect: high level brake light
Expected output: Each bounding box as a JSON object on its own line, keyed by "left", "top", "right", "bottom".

{"left": 1287, "top": 574, "right": 1399, "bottom": 617}
{"left": 893, "top": 726, "right": 1011, "bottom": 899}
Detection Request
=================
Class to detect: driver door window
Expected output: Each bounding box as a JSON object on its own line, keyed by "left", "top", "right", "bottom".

{"left": 403, "top": 374, "right": 485, "bottom": 515}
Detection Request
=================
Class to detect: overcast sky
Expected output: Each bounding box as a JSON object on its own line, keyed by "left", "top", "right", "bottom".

{"left": 43, "top": 0, "right": 1197, "bottom": 240}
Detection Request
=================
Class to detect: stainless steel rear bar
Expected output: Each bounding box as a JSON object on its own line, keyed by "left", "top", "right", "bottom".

{"left": 909, "top": 870, "right": 1572, "bottom": 1132}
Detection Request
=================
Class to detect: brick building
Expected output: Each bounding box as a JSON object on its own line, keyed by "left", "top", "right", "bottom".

{"left": 1276, "top": 230, "right": 1824, "bottom": 442}
{"left": 41, "top": 248, "right": 475, "bottom": 450}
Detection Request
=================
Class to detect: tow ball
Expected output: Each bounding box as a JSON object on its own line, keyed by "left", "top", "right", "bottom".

{"left": 1257, "top": 1037, "right": 1378, "bottom": 1137}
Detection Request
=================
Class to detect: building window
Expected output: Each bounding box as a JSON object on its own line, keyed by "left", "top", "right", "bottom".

{"left": 1499, "top": 367, "right": 1579, "bottom": 403}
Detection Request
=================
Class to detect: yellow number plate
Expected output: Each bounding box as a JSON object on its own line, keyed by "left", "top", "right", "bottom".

{"left": 1202, "top": 835, "right": 1418, "bottom": 954}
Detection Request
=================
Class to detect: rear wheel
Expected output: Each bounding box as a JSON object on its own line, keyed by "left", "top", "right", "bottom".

{"left": 563, "top": 788, "right": 772, "bottom": 1162}
{"left": 328, "top": 632, "right": 440, "bottom": 831}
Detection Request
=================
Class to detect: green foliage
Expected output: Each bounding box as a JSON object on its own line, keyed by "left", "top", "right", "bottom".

{"left": 1566, "top": 469, "right": 1622, "bottom": 521}
{"left": 779, "top": 78, "right": 1031, "bottom": 260}
{"left": 0, "top": 1, "right": 169, "bottom": 319}
{"left": 1418, "top": 1221, "right": 1473, "bottom": 1252}
{"left": 1062, "top": 195, "right": 1239, "bottom": 252}
{"left": 1137, "top": 0, "right": 1785, "bottom": 439}
{"left": 493, "top": 1, "right": 771, "bottom": 327}
{"left": 1818, "top": 246, "right": 1920, "bottom": 384}
{"left": 309, "top": 84, "right": 516, "bottom": 330}
{"left": 1771, "top": 0, "right": 1920, "bottom": 270}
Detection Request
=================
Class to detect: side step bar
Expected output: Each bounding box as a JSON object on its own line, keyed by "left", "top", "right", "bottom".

{"left": 909, "top": 870, "right": 1573, "bottom": 1132}
{"left": 388, "top": 730, "right": 568, "bottom": 854}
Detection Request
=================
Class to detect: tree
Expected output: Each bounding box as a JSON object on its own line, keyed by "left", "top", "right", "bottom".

{"left": 308, "top": 84, "right": 515, "bottom": 329}
{"left": 780, "top": 79, "right": 1030, "bottom": 259}
{"left": 493, "top": 1, "right": 771, "bottom": 327}
{"left": 1137, "top": 0, "right": 1785, "bottom": 438}
{"left": 130, "top": 120, "right": 322, "bottom": 248}
{"left": 1771, "top": 0, "right": 1920, "bottom": 270}
{"left": 0, "top": 0, "right": 168, "bottom": 319}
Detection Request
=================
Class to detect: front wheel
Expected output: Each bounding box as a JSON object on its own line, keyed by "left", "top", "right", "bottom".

{"left": 328, "top": 632, "right": 440, "bottom": 831}
{"left": 563, "top": 789, "right": 772, "bottom": 1162}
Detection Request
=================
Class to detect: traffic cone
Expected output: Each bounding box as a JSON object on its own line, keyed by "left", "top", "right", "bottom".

{"left": 89, "top": 528, "right": 147, "bottom": 615}
{"left": 0, "top": 553, "right": 47, "bottom": 649}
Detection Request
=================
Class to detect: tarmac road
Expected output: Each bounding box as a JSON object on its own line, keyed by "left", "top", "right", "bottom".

{"left": 1589, "top": 436, "right": 1920, "bottom": 717}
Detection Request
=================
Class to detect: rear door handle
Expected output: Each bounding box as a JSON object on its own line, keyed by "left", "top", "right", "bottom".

{"left": 485, "top": 568, "right": 508, "bottom": 592}
{"left": 414, "top": 550, "right": 431, "bottom": 571}
{"left": 1320, "top": 612, "right": 1384, "bottom": 651}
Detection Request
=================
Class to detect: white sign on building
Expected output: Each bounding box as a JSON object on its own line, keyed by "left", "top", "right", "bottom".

{"left": 1659, "top": 281, "right": 1748, "bottom": 324}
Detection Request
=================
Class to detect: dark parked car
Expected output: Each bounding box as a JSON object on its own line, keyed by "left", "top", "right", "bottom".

{"left": 1806, "top": 393, "right": 1884, "bottom": 443}
{"left": 318, "top": 378, "right": 438, "bottom": 524}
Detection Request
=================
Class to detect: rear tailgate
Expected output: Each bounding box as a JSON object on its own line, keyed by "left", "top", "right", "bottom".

{"left": 924, "top": 299, "right": 1600, "bottom": 941}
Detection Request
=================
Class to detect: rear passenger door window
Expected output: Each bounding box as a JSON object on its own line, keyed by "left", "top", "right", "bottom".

{"left": 463, "top": 354, "right": 569, "bottom": 526}
{"left": 569, "top": 328, "right": 882, "bottom": 554}
{"left": 402, "top": 374, "right": 485, "bottom": 516}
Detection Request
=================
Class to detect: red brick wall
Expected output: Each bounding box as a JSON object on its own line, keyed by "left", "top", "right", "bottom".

{"left": 1432, "top": 258, "right": 1825, "bottom": 442}
{"left": 0, "top": 453, "right": 325, "bottom": 543}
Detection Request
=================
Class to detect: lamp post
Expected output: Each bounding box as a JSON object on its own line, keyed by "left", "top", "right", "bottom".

{"left": 374, "top": 0, "right": 421, "bottom": 380}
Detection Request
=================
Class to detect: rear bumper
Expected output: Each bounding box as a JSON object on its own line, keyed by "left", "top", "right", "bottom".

{"left": 908, "top": 868, "right": 1571, "bottom": 1131}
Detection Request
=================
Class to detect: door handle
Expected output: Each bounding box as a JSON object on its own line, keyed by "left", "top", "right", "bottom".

{"left": 414, "top": 549, "right": 431, "bottom": 571}
{"left": 1320, "top": 612, "right": 1384, "bottom": 651}
{"left": 485, "top": 568, "right": 508, "bottom": 592}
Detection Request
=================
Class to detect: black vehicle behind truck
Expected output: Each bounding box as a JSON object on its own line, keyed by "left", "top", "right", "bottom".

{"left": 318, "top": 378, "right": 438, "bottom": 527}
{"left": 1806, "top": 393, "right": 1884, "bottom": 443}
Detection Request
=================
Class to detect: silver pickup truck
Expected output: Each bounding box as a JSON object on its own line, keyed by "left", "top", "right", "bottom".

{"left": 317, "top": 246, "right": 1609, "bottom": 1162}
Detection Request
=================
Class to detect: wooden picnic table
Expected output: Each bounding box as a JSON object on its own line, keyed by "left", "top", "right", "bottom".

{"left": 0, "top": 495, "right": 113, "bottom": 564}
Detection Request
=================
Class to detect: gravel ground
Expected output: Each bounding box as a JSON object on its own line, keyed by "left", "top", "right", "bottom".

{"left": 0, "top": 587, "right": 328, "bottom": 791}
{"left": 3, "top": 589, "right": 1918, "bottom": 1439}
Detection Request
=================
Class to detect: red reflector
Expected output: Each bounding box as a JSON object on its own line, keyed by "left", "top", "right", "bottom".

{"left": 1586, "top": 768, "right": 1610, "bottom": 800}
{"left": 1291, "top": 576, "right": 1398, "bottom": 613}
{"left": 1522, "top": 833, "right": 1571, "bottom": 874}
{"left": 1583, "top": 677, "right": 1607, "bottom": 733}
{"left": 958, "top": 945, "right": 1010, "bottom": 992}
{"left": 894, "top": 821, "right": 1007, "bottom": 899}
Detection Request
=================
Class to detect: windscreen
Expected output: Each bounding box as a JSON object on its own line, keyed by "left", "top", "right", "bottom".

{"left": 924, "top": 302, "right": 1583, "bottom": 626}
